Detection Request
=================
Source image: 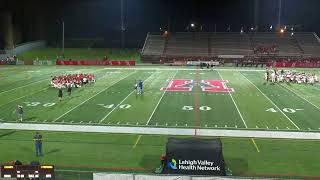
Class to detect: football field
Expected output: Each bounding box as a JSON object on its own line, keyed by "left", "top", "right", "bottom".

{"left": 0, "top": 66, "right": 320, "bottom": 132}
{"left": 1, "top": 65, "right": 320, "bottom": 178}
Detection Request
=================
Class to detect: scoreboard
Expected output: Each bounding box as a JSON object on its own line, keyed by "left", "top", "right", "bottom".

{"left": 1, "top": 165, "right": 54, "bottom": 179}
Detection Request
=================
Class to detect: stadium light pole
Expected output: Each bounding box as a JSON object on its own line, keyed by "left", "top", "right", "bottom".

{"left": 120, "top": 0, "right": 125, "bottom": 49}
{"left": 62, "top": 20, "right": 65, "bottom": 56}
{"left": 278, "top": 0, "right": 282, "bottom": 28}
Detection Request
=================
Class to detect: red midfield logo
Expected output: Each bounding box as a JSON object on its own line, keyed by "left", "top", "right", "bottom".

{"left": 161, "top": 79, "right": 234, "bottom": 92}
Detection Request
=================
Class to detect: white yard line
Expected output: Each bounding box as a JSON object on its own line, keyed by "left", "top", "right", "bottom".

{"left": 0, "top": 79, "right": 48, "bottom": 95}
{"left": 217, "top": 70, "right": 248, "bottom": 128}
{"left": 0, "top": 87, "right": 48, "bottom": 108}
{"left": 240, "top": 72, "right": 300, "bottom": 130}
{"left": 278, "top": 84, "right": 320, "bottom": 111}
{"left": 53, "top": 71, "right": 136, "bottom": 122}
{"left": 1, "top": 122, "right": 320, "bottom": 139}
{"left": 146, "top": 70, "right": 178, "bottom": 125}
{"left": 98, "top": 71, "right": 156, "bottom": 124}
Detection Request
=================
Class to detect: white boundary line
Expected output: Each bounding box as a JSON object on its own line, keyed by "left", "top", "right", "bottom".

{"left": 217, "top": 70, "right": 248, "bottom": 128}
{"left": 1, "top": 122, "right": 320, "bottom": 139}
{"left": 278, "top": 83, "right": 320, "bottom": 111}
{"left": 54, "top": 71, "right": 136, "bottom": 122}
{"left": 98, "top": 71, "right": 156, "bottom": 124}
{"left": 146, "top": 70, "right": 179, "bottom": 125}
{"left": 240, "top": 72, "right": 300, "bottom": 130}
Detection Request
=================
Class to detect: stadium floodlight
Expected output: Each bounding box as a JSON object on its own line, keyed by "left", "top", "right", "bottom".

{"left": 291, "top": 32, "right": 294, "bottom": 36}
{"left": 280, "top": 28, "right": 285, "bottom": 33}
{"left": 250, "top": 27, "right": 254, "bottom": 31}
{"left": 270, "top": 25, "right": 273, "bottom": 30}
{"left": 291, "top": 27, "right": 294, "bottom": 31}
{"left": 284, "top": 26, "right": 287, "bottom": 30}
{"left": 191, "top": 23, "right": 195, "bottom": 28}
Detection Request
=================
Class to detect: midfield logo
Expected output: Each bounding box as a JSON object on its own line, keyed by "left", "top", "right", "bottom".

{"left": 161, "top": 79, "right": 234, "bottom": 92}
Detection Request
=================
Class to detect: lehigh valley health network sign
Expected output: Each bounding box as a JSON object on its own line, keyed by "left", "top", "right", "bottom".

{"left": 168, "top": 159, "right": 222, "bottom": 172}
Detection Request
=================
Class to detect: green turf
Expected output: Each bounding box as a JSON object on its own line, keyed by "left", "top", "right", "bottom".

{"left": 1, "top": 130, "right": 320, "bottom": 178}
{"left": 1, "top": 65, "right": 320, "bottom": 178}
{"left": 0, "top": 66, "right": 319, "bottom": 130}
{"left": 17, "top": 48, "right": 141, "bottom": 62}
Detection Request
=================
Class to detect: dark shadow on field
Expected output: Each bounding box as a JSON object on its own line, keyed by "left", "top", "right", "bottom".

{"left": 45, "top": 148, "right": 61, "bottom": 155}
{"left": 139, "top": 155, "right": 158, "bottom": 170}
{"left": 225, "top": 158, "right": 248, "bottom": 175}
{"left": 0, "top": 130, "right": 16, "bottom": 138}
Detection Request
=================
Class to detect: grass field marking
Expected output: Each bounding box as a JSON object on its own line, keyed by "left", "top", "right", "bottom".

{"left": 251, "top": 138, "right": 260, "bottom": 152}
{"left": 132, "top": 135, "right": 142, "bottom": 149}
{"left": 98, "top": 71, "right": 157, "bottom": 124}
{"left": 217, "top": 70, "right": 248, "bottom": 128}
{"left": 0, "top": 87, "right": 48, "bottom": 108}
{"left": 278, "top": 83, "right": 320, "bottom": 111}
{"left": 0, "top": 78, "right": 48, "bottom": 95}
{"left": 53, "top": 71, "right": 136, "bottom": 122}
{"left": 146, "top": 70, "right": 178, "bottom": 125}
{"left": 240, "top": 72, "right": 300, "bottom": 130}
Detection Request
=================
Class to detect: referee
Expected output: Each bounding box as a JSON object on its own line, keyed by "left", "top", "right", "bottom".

{"left": 33, "top": 132, "right": 43, "bottom": 156}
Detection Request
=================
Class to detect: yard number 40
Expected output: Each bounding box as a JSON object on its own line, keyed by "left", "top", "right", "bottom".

{"left": 266, "top": 108, "right": 303, "bottom": 114}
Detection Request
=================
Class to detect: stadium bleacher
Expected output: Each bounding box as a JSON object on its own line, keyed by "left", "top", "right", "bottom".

{"left": 141, "top": 32, "right": 320, "bottom": 64}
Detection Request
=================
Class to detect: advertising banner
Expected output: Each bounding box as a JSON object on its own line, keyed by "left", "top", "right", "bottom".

{"left": 164, "top": 138, "right": 226, "bottom": 176}
{"left": 56, "top": 60, "right": 135, "bottom": 66}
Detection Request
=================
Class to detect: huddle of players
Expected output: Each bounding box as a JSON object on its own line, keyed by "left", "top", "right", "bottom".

{"left": 50, "top": 73, "right": 95, "bottom": 89}
{"left": 265, "top": 69, "right": 319, "bottom": 84}
{"left": 53, "top": 73, "right": 96, "bottom": 101}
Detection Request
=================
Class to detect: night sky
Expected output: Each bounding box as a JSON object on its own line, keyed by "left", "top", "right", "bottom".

{"left": 1, "top": 0, "right": 320, "bottom": 47}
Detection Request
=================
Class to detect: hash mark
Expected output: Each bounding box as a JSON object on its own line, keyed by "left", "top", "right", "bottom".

{"left": 287, "top": 127, "right": 290, "bottom": 129}
{"left": 308, "top": 128, "right": 311, "bottom": 130}
{"left": 185, "top": 124, "right": 188, "bottom": 127}
{"left": 276, "top": 127, "right": 279, "bottom": 129}
{"left": 165, "top": 123, "right": 168, "bottom": 126}
{"left": 126, "top": 122, "right": 129, "bottom": 125}
{"left": 136, "top": 122, "right": 139, "bottom": 125}
{"left": 117, "top": 121, "right": 120, "bottom": 124}
{"left": 266, "top": 126, "right": 269, "bottom": 129}
{"left": 256, "top": 126, "right": 259, "bottom": 128}
{"left": 108, "top": 122, "right": 111, "bottom": 124}
{"left": 235, "top": 125, "right": 237, "bottom": 128}
{"left": 156, "top": 123, "right": 158, "bottom": 126}
{"left": 80, "top": 121, "right": 83, "bottom": 123}
{"left": 225, "top": 125, "right": 227, "bottom": 128}
{"left": 89, "top": 121, "right": 92, "bottom": 124}
{"left": 215, "top": 125, "right": 217, "bottom": 128}
{"left": 175, "top": 124, "right": 178, "bottom": 126}
{"left": 70, "top": 121, "right": 73, "bottom": 123}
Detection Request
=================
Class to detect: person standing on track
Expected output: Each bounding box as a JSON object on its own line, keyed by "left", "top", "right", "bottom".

{"left": 138, "top": 80, "right": 143, "bottom": 95}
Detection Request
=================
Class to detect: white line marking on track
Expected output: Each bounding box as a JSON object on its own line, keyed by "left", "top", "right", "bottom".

{"left": 217, "top": 70, "right": 248, "bottom": 128}
{"left": 80, "top": 121, "right": 83, "bottom": 123}
{"left": 99, "top": 71, "right": 156, "bottom": 124}
{"left": 54, "top": 71, "right": 136, "bottom": 122}
{"left": 146, "top": 70, "right": 178, "bottom": 125}
{"left": 240, "top": 72, "right": 300, "bottom": 130}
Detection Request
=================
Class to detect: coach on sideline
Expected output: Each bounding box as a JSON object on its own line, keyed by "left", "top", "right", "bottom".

{"left": 33, "top": 132, "right": 43, "bottom": 156}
